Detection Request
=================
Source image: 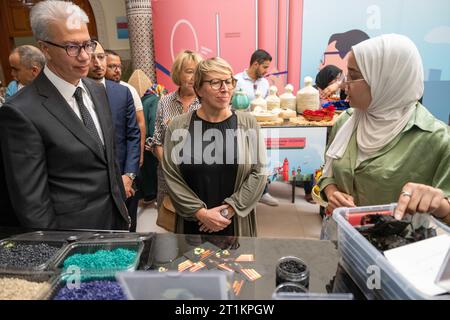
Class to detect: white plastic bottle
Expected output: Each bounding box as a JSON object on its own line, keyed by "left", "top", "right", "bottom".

{"left": 266, "top": 86, "right": 281, "bottom": 111}
{"left": 250, "top": 89, "right": 267, "bottom": 112}
{"left": 280, "top": 84, "right": 296, "bottom": 111}
{"left": 296, "top": 76, "right": 320, "bottom": 114}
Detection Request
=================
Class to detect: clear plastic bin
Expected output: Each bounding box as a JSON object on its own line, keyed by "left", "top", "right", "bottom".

{"left": 272, "top": 292, "right": 354, "bottom": 300}
{"left": 0, "top": 239, "right": 67, "bottom": 272}
{"left": 333, "top": 204, "right": 450, "bottom": 300}
{"left": 116, "top": 271, "right": 231, "bottom": 300}
{"left": 9, "top": 231, "right": 96, "bottom": 242}
{"left": 87, "top": 232, "right": 153, "bottom": 242}
{"left": 0, "top": 270, "right": 58, "bottom": 300}
{"left": 52, "top": 240, "right": 144, "bottom": 273}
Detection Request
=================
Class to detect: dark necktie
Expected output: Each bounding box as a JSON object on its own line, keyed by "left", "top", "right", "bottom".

{"left": 73, "top": 87, "right": 104, "bottom": 150}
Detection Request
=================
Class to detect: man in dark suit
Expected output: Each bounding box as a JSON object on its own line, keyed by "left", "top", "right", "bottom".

{"left": 88, "top": 41, "right": 141, "bottom": 231}
{"left": 0, "top": 1, "right": 129, "bottom": 230}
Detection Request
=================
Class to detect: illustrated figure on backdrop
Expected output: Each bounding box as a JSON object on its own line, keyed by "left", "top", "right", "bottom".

{"left": 319, "top": 29, "right": 370, "bottom": 99}
{"left": 319, "top": 29, "right": 370, "bottom": 72}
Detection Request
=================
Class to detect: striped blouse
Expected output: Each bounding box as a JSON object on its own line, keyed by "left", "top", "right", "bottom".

{"left": 151, "top": 90, "right": 200, "bottom": 146}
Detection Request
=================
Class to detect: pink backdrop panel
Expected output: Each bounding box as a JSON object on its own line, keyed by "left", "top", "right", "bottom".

{"left": 152, "top": 0, "right": 256, "bottom": 92}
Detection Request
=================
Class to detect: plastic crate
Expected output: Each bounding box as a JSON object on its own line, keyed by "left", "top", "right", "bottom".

{"left": 52, "top": 240, "right": 144, "bottom": 273}
{"left": 333, "top": 204, "right": 450, "bottom": 300}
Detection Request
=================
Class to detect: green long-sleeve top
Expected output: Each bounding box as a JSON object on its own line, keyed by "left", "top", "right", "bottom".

{"left": 162, "top": 110, "right": 268, "bottom": 236}
{"left": 318, "top": 103, "right": 450, "bottom": 206}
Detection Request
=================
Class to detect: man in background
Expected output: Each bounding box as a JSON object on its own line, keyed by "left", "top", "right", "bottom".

{"left": 235, "top": 49, "right": 272, "bottom": 101}
{"left": 6, "top": 45, "right": 46, "bottom": 99}
{"left": 105, "top": 49, "right": 146, "bottom": 168}
{"left": 88, "top": 41, "right": 141, "bottom": 231}
{"left": 235, "top": 49, "right": 279, "bottom": 206}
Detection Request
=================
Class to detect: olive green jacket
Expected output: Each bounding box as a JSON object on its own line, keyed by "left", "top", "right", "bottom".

{"left": 318, "top": 103, "right": 450, "bottom": 206}
{"left": 162, "top": 110, "right": 268, "bottom": 236}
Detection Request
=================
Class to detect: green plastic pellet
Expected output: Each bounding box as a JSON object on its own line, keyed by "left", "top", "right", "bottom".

{"left": 63, "top": 248, "right": 137, "bottom": 271}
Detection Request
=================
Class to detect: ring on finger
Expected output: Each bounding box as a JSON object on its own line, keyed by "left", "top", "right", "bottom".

{"left": 400, "top": 190, "right": 412, "bottom": 197}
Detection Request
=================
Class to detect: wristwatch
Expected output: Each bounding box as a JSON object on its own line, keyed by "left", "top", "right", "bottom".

{"left": 220, "top": 208, "right": 229, "bottom": 218}
{"left": 125, "top": 173, "right": 136, "bottom": 180}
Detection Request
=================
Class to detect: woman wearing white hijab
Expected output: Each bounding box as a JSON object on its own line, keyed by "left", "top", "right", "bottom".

{"left": 318, "top": 34, "right": 450, "bottom": 224}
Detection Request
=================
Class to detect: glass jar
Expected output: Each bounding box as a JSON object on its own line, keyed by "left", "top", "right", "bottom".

{"left": 276, "top": 256, "right": 309, "bottom": 288}
{"left": 274, "top": 282, "right": 308, "bottom": 294}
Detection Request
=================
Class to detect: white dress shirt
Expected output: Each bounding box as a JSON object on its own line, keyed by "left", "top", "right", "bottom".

{"left": 234, "top": 69, "right": 270, "bottom": 102}
{"left": 44, "top": 66, "right": 104, "bottom": 144}
{"left": 120, "top": 81, "right": 144, "bottom": 112}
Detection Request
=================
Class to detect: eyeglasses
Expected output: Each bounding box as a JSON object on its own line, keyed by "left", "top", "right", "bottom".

{"left": 91, "top": 53, "right": 106, "bottom": 60}
{"left": 340, "top": 74, "right": 366, "bottom": 86}
{"left": 202, "top": 78, "right": 237, "bottom": 90}
{"left": 107, "top": 64, "right": 122, "bottom": 70}
{"left": 42, "top": 40, "right": 97, "bottom": 57}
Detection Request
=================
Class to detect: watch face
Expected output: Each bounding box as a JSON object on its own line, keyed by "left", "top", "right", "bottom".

{"left": 220, "top": 209, "right": 228, "bottom": 217}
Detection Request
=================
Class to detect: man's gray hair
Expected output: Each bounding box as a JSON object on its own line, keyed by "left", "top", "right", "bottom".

{"left": 30, "top": 0, "right": 89, "bottom": 41}
{"left": 12, "top": 45, "right": 46, "bottom": 69}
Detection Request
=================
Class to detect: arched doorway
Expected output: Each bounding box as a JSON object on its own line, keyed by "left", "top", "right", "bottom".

{"left": 0, "top": 0, "right": 98, "bottom": 85}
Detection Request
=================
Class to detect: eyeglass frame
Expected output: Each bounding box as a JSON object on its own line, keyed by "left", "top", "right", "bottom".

{"left": 202, "top": 78, "right": 237, "bottom": 90}
{"left": 42, "top": 40, "right": 97, "bottom": 57}
{"left": 91, "top": 52, "right": 106, "bottom": 60}
{"left": 107, "top": 64, "right": 122, "bottom": 70}
{"left": 340, "top": 74, "right": 366, "bottom": 86}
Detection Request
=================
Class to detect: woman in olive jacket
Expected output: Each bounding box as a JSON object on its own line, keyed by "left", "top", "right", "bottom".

{"left": 163, "top": 57, "right": 268, "bottom": 236}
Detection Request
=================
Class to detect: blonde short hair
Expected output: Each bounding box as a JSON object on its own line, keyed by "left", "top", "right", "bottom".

{"left": 194, "top": 57, "right": 234, "bottom": 92}
{"left": 171, "top": 50, "right": 203, "bottom": 86}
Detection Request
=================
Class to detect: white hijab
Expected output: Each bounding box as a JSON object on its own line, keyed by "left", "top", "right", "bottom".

{"left": 323, "top": 34, "right": 424, "bottom": 177}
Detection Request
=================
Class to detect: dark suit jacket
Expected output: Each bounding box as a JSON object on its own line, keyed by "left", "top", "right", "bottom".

{"left": 104, "top": 80, "right": 140, "bottom": 175}
{"left": 0, "top": 71, "right": 129, "bottom": 230}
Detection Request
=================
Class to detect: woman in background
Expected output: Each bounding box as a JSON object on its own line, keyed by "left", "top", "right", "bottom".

{"left": 315, "top": 64, "right": 346, "bottom": 100}
{"left": 151, "top": 50, "right": 202, "bottom": 221}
